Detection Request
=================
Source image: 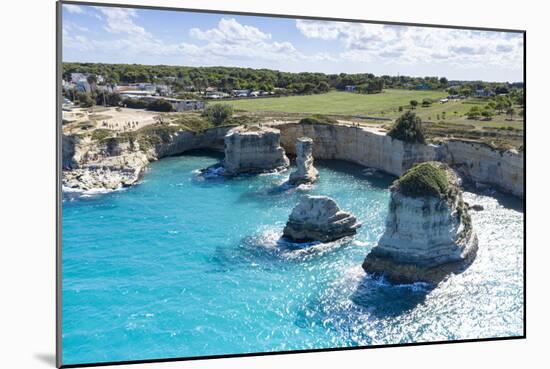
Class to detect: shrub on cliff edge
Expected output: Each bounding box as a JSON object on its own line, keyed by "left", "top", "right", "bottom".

{"left": 387, "top": 111, "right": 426, "bottom": 144}
{"left": 393, "top": 162, "right": 449, "bottom": 198}
{"left": 202, "top": 103, "right": 234, "bottom": 126}
{"left": 299, "top": 114, "right": 338, "bottom": 125}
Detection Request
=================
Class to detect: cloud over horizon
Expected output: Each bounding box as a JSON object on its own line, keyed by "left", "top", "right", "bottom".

{"left": 61, "top": 4, "right": 524, "bottom": 82}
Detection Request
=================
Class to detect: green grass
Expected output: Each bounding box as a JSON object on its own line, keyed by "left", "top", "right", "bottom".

{"left": 227, "top": 90, "right": 524, "bottom": 130}
{"left": 227, "top": 89, "right": 447, "bottom": 116}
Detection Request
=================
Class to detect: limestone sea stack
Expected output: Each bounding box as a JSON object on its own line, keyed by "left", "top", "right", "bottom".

{"left": 223, "top": 126, "right": 290, "bottom": 175}
{"left": 362, "top": 161, "right": 478, "bottom": 284}
{"left": 288, "top": 137, "right": 319, "bottom": 185}
{"left": 283, "top": 195, "right": 361, "bottom": 242}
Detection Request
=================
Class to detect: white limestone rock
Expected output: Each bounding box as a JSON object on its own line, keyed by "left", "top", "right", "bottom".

{"left": 362, "top": 162, "right": 478, "bottom": 284}
{"left": 223, "top": 126, "right": 289, "bottom": 175}
{"left": 288, "top": 137, "right": 319, "bottom": 185}
{"left": 62, "top": 151, "right": 149, "bottom": 191}
{"left": 283, "top": 195, "right": 361, "bottom": 242}
{"left": 276, "top": 122, "right": 523, "bottom": 198}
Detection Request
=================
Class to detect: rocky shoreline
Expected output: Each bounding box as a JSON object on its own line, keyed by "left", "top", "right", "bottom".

{"left": 62, "top": 122, "right": 524, "bottom": 198}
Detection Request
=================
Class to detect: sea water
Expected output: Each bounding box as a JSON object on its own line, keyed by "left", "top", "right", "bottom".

{"left": 61, "top": 152, "right": 524, "bottom": 365}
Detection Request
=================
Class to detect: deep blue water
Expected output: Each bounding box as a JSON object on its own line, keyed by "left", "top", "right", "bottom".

{"left": 62, "top": 152, "right": 524, "bottom": 365}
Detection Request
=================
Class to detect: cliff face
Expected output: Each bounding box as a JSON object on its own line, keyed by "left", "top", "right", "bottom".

{"left": 283, "top": 195, "right": 361, "bottom": 242}
{"left": 362, "top": 162, "right": 478, "bottom": 284}
{"left": 442, "top": 140, "right": 524, "bottom": 197}
{"left": 278, "top": 122, "right": 437, "bottom": 176}
{"left": 62, "top": 121, "right": 523, "bottom": 197}
{"left": 276, "top": 122, "right": 524, "bottom": 198}
{"left": 62, "top": 126, "right": 230, "bottom": 191}
{"left": 288, "top": 137, "right": 319, "bottom": 185}
{"left": 223, "top": 126, "right": 289, "bottom": 175}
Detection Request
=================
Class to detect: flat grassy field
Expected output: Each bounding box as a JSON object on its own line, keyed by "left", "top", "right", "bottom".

{"left": 226, "top": 89, "right": 523, "bottom": 130}
{"left": 227, "top": 89, "right": 447, "bottom": 116}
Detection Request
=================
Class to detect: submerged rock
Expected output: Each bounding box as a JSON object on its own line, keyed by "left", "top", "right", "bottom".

{"left": 283, "top": 195, "right": 361, "bottom": 243}
{"left": 223, "top": 125, "right": 289, "bottom": 175}
{"left": 469, "top": 204, "right": 484, "bottom": 211}
{"left": 288, "top": 137, "right": 319, "bottom": 185}
{"left": 362, "top": 161, "right": 478, "bottom": 284}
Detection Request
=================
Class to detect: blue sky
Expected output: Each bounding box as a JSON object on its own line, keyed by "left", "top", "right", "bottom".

{"left": 62, "top": 3, "right": 524, "bottom": 82}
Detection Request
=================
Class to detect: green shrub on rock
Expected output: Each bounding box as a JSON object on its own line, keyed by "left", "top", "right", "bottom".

{"left": 392, "top": 162, "right": 449, "bottom": 198}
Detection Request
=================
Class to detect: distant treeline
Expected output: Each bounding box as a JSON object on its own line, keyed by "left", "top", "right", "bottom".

{"left": 62, "top": 62, "right": 451, "bottom": 95}
{"left": 62, "top": 62, "right": 523, "bottom": 98}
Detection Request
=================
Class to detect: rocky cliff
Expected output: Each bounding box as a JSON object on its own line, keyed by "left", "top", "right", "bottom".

{"left": 276, "top": 122, "right": 523, "bottom": 198}
{"left": 62, "top": 121, "right": 524, "bottom": 197}
{"left": 288, "top": 137, "right": 319, "bottom": 185}
{"left": 441, "top": 139, "right": 523, "bottom": 197}
{"left": 62, "top": 125, "right": 230, "bottom": 191}
{"left": 223, "top": 126, "right": 289, "bottom": 175}
{"left": 283, "top": 195, "right": 361, "bottom": 242}
{"left": 362, "top": 162, "right": 478, "bottom": 284}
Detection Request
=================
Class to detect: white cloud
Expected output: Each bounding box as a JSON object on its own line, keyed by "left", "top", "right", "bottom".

{"left": 190, "top": 18, "right": 271, "bottom": 44}
{"left": 295, "top": 19, "right": 523, "bottom": 71}
{"left": 188, "top": 18, "right": 300, "bottom": 62}
{"left": 63, "top": 4, "right": 84, "bottom": 14}
{"left": 62, "top": 7, "right": 522, "bottom": 80}
{"left": 63, "top": 22, "right": 89, "bottom": 34}
{"left": 96, "top": 7, "right": 150, "bottom": 37}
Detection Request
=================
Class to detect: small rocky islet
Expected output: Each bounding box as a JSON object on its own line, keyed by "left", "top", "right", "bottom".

{"left": 288, "top": 137, "right": 319, "bottom": 186}
{"left": 283, "top": 195, "right": 361, "bottom": 243}
{"left": 362, "top": 161, "right": 478, "bottom": 284}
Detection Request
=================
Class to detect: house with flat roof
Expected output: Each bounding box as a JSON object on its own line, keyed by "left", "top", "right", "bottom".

{"left": 344, "top": 85, "right": 357, "bottom": 92}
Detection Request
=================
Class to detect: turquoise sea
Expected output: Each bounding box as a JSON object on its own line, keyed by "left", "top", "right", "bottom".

{"left": 61, "top": 152, "right": 524, "bottom": 365}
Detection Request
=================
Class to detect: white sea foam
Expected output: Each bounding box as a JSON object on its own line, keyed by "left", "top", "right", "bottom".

{"left": 63, "top": 185, "right": 124, "bottom": 197}
{"left": 198, "top": 166, "right": 226, "bottom": 179}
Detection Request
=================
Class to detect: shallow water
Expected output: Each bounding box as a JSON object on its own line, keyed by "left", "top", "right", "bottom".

{"left": 61, "top": 152, "right": 524, "bottom": 365}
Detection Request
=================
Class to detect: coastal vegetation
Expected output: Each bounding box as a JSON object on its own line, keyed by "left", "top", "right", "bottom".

{"left": 298, "top": 115, "right": 338, "bottom": 125}
{"left": 387, "top": 111, "right": 426, "bottom": 144}
{"left": 392, "top": 162, "right": 449, "bottom": 199}
{"left": 202, "top": 103, "right": 234, "bottom": 126}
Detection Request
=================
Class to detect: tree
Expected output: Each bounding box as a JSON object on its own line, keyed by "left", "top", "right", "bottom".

{"left": 467, "top": 106, "right": 481, "bottom": 120}
{"left": 387, "top": 111, "right": 425, "bottom": 144}
{"left": 481, "top": 109, "right": 494, "bottom": 120}
{"left": 410, "top": 100, "right": 418, "bottom": 109}
{"left": 147, "top": 99, "right": 173, "bottom": 112}
{"left": 123, "top": 98, "right": 148, "bottom": 109}
{"left": 77, "top": 92, "right": 95, "bottom": 108}
{"left": 96, "top": 91, "right": 122, "bottom": 106}
{"left": 421, "top": 98, "right": 433, "bottom": 107}
{"left": 86, "top": 75, "right": 98, "bottom": 89}
{"left": 316, "top": 81, "right": 330, "bottom": 93}
{"left": 495, "top": 96, "right": 512, "bottom": 113}
{"left": 506, "top": 107, "right": 516, "bottom": 120}
{"left": 202, "top": 103, "right": 233, "bottom": 126}
{"left": 447, "top": 87, "right": 458, "bottom": 95}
